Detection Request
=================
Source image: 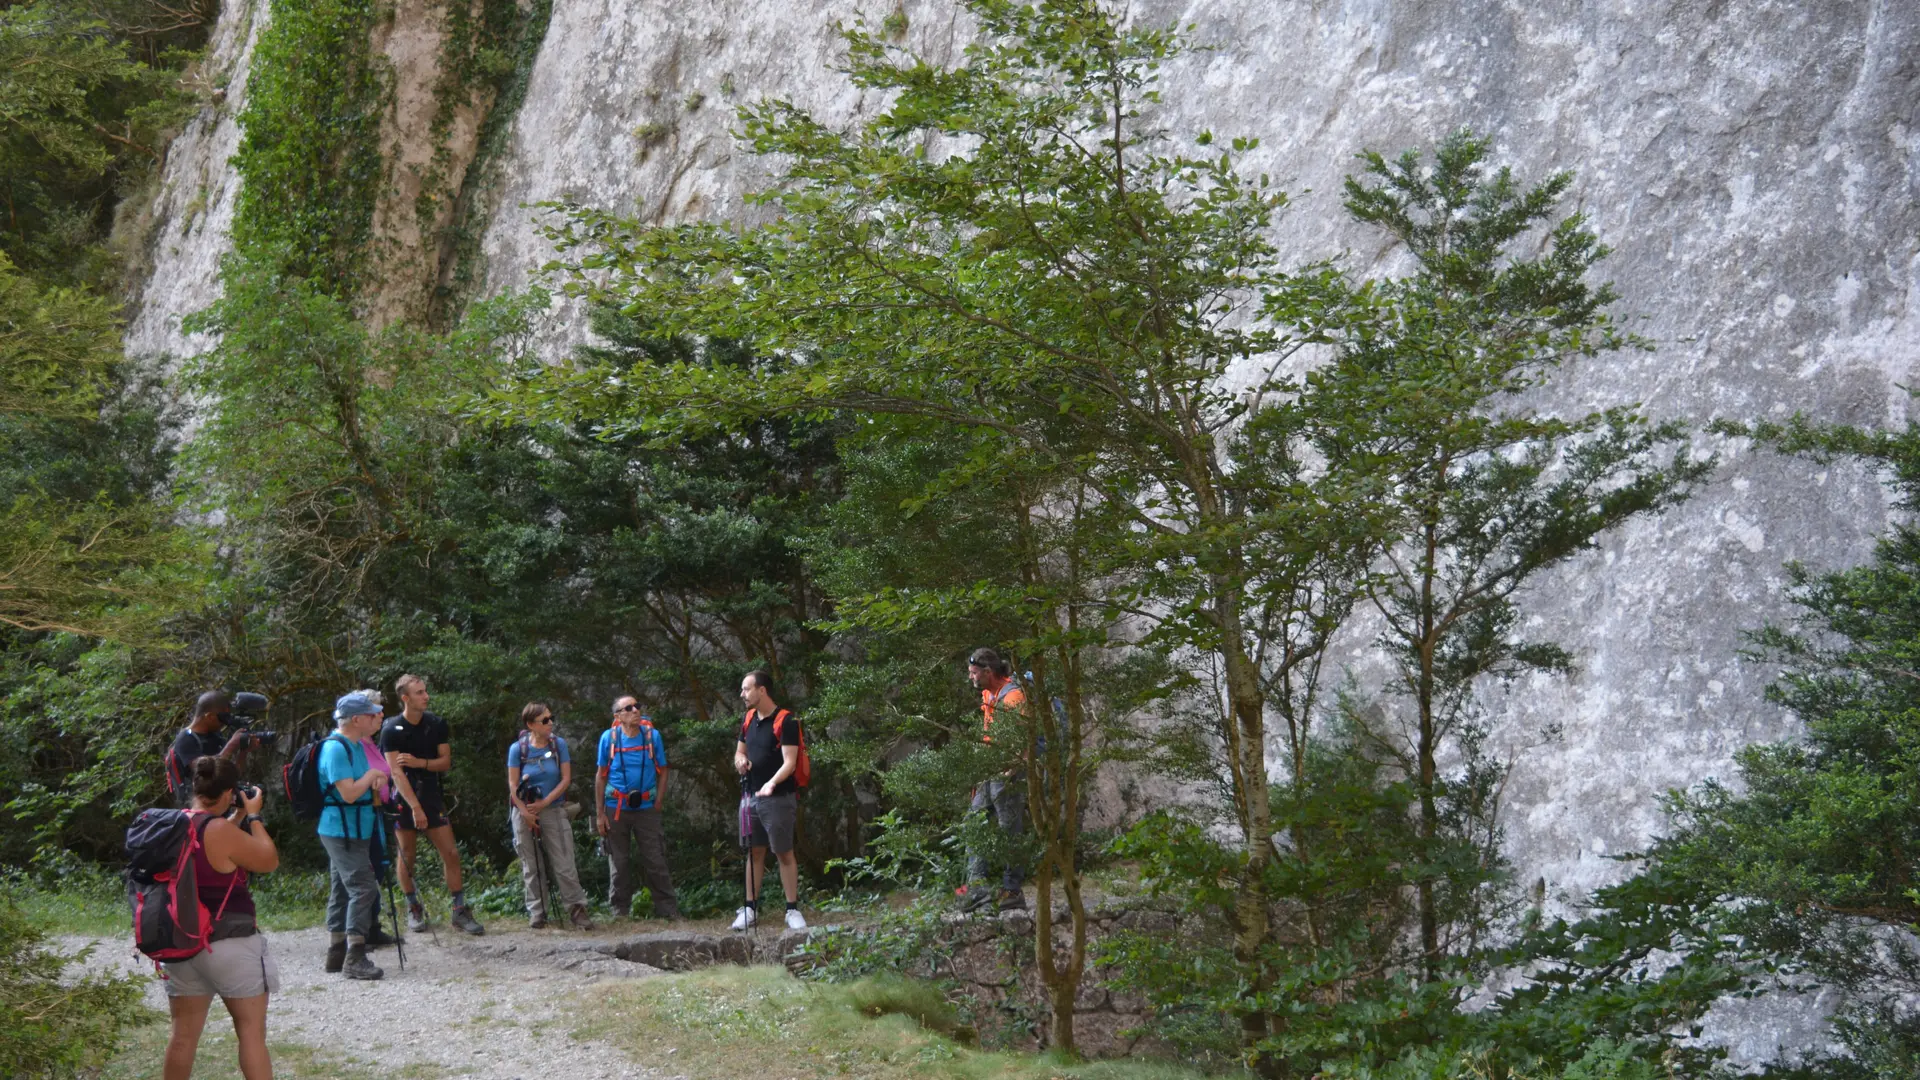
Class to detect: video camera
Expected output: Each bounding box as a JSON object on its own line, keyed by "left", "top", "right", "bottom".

{"left": 224, "top": 691, "right": 277, "bottom": 743}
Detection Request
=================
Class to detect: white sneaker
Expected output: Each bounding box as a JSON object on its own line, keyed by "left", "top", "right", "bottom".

{"left": 729, "top": 906, "right": 756, "bottom": 931}
{"left": 784, "top": 907, "right": 807, "bottom": 931}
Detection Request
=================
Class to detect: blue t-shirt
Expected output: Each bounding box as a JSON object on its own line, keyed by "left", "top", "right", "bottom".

{"left": 317, "top": 735, "right": 377, "bottom": 839}
{"left": 508, "top": 734, "right": 570, "bottom": 802}
{"left": 597, "top": 725, "right": 667, "bottom": 810}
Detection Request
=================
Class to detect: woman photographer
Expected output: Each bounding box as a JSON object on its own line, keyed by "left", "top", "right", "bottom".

{"left": 506, "top": 702, "right": 591, "bottom": 929}
{"left": 163, "top": 755, "right": 280, "bottom": 1080}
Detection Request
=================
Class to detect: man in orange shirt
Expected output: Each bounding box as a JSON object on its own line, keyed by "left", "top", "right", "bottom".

{"left": 960, "top": 647, "right": 1028, "bottom": 913}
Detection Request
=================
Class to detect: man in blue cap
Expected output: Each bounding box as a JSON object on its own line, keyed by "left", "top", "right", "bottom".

{"left": 319, "top": 691, "right": 390, "bottom": 980}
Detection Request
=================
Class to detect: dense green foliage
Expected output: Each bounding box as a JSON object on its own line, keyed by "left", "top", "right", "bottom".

{"left": 0, "top": 0, "right": 203, "bottom": 285}
{"left": 0, "top": 0, "right": 204, "bottom": 873}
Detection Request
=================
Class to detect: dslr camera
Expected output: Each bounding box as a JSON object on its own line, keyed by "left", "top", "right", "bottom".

{"left": 225, "top": 691, "right": 276, "bottom": 744}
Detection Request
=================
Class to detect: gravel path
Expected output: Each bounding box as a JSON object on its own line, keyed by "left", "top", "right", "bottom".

{"left": 80, "top": 924, "right": 669, "bottom": 1079}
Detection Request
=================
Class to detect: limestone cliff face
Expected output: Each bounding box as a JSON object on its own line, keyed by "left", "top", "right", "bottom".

{"left": 132, "top": 0, "right": 1919, "bottom": 1052}
{"left": 123, "top": 0, "right": 261, "bottom": 361}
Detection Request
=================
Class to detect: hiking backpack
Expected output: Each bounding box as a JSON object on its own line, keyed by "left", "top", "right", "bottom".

{"left": 283, "top": 731, "right": 350, "bottom": 821}
{"left": 602, "top": 722, "right": 661, "bottom": 817}
{"left": 126, "top": 809, "right": 239, "bottom": 963}
{"left": 163, "top": 745, "right": 189, "bottom": 805}
{"left": 740, "top": 708, "right": 810, "bottom": 789}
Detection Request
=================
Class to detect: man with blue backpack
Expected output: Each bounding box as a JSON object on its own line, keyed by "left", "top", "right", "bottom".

{"left": 595, "top": 696, "right": 679, "bottom": 920}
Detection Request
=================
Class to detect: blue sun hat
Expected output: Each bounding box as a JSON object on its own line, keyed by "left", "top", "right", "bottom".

{"left": 333, "top": 690, "right": 380, "bottom": 722}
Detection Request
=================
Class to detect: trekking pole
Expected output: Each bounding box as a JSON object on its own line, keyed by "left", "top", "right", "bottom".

{"left": 529, "top": 810, "right": 552, "bottom": 925}
{"left": 384, "top": 873, "right": 407, "bottom": 971}
{"left": 739, "top": 774, "right": 753, "bottom": 924}
{"left": 380, "top": 812, "right": 407, "bottom": 972}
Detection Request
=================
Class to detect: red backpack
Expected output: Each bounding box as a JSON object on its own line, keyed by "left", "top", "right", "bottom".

{"left": 126, "top": 809, "right": 242, "bottom": 965}
{"left": 740, "top": 708, "right": 810, "bottom": 789}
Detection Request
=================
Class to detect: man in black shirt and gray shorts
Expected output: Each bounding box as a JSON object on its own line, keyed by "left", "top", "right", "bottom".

{"left": 730, "top": 670, "right": 807, "bottom": 932}
{"left": 380, "top": 674, "right": 484, "bottom": 935}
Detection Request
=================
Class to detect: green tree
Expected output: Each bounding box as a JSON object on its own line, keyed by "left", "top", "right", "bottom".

{"left": 1660, "top": 415, "right": 1920, "bottom": 1077}
{"left": 0, "top": 246, "right": 192, "bottom": 644}
{"left": 0, "top": 0, "right": 201, "bottom": 284}
{"left": 527, "top": 0, "right": 1324, "bottom": 1052}
{"left": 1321, "top": 132, "right": 1710, "bottom": 981}
{"left": 1104, "top": 134, "right": 1712, "bottom": 1077}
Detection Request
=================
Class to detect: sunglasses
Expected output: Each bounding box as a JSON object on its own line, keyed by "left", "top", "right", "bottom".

{"left": 529, "top": 716, "right": 553, "bottom": 725}
{"left": 614, "top": 703, "right": 643, "bottom": 714}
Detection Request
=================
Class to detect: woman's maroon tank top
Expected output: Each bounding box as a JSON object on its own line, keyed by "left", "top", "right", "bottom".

{"left": 193, "top": 826, "right": 256, "bottom": 921}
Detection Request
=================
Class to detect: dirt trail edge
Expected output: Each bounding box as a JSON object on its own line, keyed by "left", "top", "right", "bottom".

{"left": 79, "top": 925, "right": 671, "bottom": 1079}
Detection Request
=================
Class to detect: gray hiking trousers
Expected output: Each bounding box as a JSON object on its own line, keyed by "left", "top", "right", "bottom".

{"left": 511, "top": 803, "right": 588, "bottom": 920}
{"left": 604, "top": 804, "right": 679, "bottom": 918}
{"left": 966, "top": 775, "right": 1026, "bottom": 891}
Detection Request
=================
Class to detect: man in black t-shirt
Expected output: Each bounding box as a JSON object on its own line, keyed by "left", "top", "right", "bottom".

{"left": 379, "top": 674, "right": 484, "bottom": 935}
{"left": 166, "top": 691, "right": 263, "bottom": 806}
{"left": 730, "top": 670, "right": 806, "bottom": 932}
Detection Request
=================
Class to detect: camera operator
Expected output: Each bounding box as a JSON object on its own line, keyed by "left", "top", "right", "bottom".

{"left": 167, "top": 691, "right": 274, "bottom": 807}
{"left": 161, "top": 756, "right": 280, "bottom": 1080}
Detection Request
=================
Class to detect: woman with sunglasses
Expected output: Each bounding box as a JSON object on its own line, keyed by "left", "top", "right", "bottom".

{"left": 506, "top": 703, "right": 591, "bottom": 929}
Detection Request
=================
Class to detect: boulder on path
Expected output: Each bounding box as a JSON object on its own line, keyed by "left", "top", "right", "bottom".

{"left": 613, "top": 930, "right": 752, "bottom": 970}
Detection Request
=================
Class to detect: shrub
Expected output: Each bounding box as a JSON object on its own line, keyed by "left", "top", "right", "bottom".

{"left": 0, "top": 898, "right": 154, "bottom": 1078}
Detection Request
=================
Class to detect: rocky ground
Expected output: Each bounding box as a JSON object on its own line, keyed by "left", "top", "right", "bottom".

{"left": 78, "top": 917, "right": 817, "bottom": 1079}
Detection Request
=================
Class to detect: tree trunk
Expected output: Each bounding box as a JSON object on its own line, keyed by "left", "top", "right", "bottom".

{"left": 1220, "top": 594, "right": 1279, "bottom": 1073}
{"left": 1415, "top": 522, "right": 1441, "bottom": 981}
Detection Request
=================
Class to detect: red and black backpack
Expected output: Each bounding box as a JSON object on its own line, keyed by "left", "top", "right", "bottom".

{"left": 740, "top": 708, "right": 810, "bottom": 789}
{"left": 126, "top": 809, "right": 241, "bottom": 965}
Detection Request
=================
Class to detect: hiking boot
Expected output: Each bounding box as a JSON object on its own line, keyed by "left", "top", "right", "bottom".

{"left": 784, "top": 907, "right": 808, "bottom": 931}
{"left": 529, "top": 914, "right": 547, "bottom": 929}
{"left": 728, "top": 906, "right": 757, "bottom": 931}
{"left": 569, "top": 904, "right": 594, "bottom": 931}
{"left": 450, "top": 905, "right": 485, "bottom": 936}
{"left": 342, "top": 945, "right": 384, "bottom": 981}
{"left": 407, "top": 902, "right": 429, "bottom": 933}
{"left": 996, "top": 887, "right": 1028, "bottom": 912}
{"left": 364, "top": 922, "right": 400, "bottom": 948}
{"left": 958, "top": 884, "right": 994, "bottom": 914}
{"left": 324, "top": 940, "right": 347, "bottom": 974}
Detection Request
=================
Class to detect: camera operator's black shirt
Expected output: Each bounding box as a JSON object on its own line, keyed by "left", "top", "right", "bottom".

{"left": 741, "top": 708, "right": 801, "bottom": 796}
{"left": 379, "top": 711, "right": 449, "bottom": 800}
{"left": 169, "top": 727, "right": 228, "bottom": 805}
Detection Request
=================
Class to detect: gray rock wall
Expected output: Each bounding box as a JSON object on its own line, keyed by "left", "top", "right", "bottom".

{"left": 123, "top": 0, "right": 262, "bottom": 362}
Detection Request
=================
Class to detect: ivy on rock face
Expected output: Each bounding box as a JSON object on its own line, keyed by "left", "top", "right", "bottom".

{"left": 231, "top": 0, "right": 385, "bottom": 288}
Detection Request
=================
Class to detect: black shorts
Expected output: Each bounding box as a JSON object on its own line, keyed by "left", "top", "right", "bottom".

{"left": 395, "top": 789, "right": 448, "bottom": 832}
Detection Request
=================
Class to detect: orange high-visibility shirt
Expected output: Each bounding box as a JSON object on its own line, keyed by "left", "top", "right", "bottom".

{"left": 980, "top": 682, "right": 1026, "bottom": 743}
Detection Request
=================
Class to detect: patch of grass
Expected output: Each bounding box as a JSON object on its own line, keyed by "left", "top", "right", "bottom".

{"left": 102, "top": 1016, "right": 431, "bottom": 1080}
{"left": 252, "top": 869, "right": 332, "bottom": 930}
{"left": 573, "top": 965, "right": 1208, "bottom": 1080}
{"left": 3, "top": 875, "right": 126, "bottom": 935}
